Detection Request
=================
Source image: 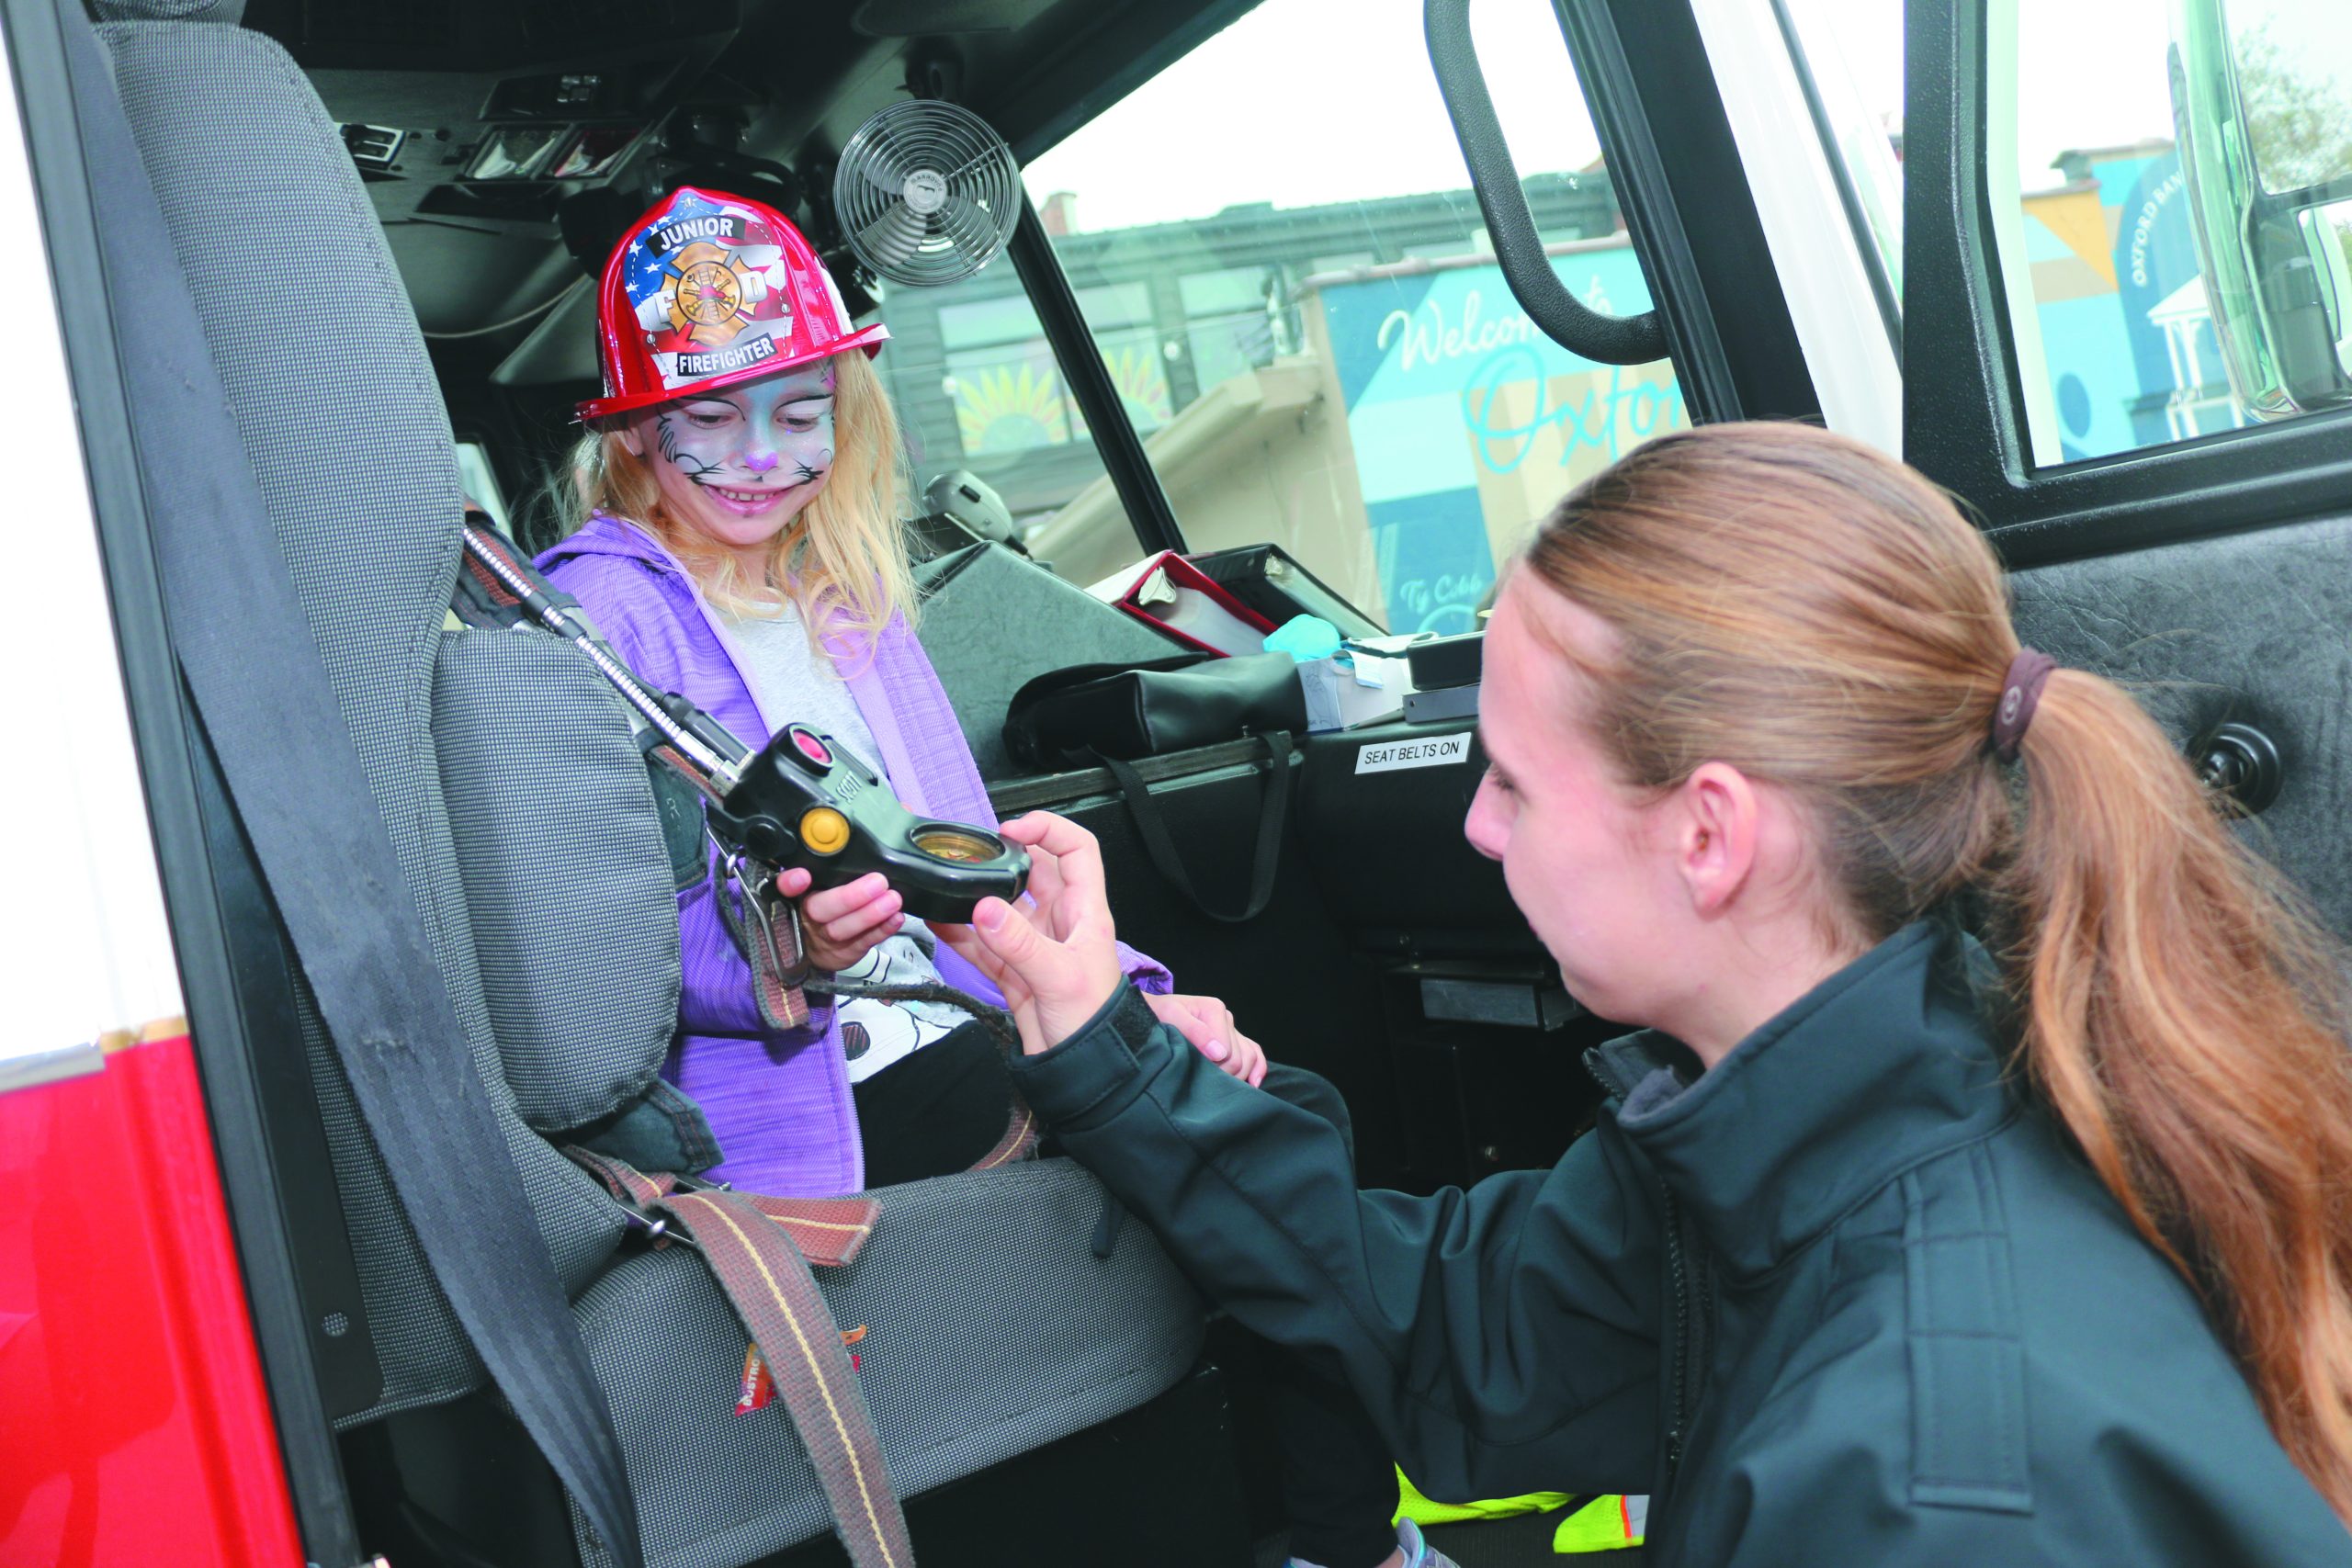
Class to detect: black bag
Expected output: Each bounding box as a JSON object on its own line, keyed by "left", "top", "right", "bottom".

{"left": 1002, "top": 650, "right": 1306, "bottom": 770}
{"left": 1001, "top": 652, "right": 1306, "bottom": 924}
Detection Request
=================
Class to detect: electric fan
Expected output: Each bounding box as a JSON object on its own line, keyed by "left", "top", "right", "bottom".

{"left": 833, "top": 99, "right": 1022, "bottom": 286}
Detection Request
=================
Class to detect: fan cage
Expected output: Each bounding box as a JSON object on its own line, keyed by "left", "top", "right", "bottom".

{"left": 834, "top": 99, "right": 1023, "bottom": 286}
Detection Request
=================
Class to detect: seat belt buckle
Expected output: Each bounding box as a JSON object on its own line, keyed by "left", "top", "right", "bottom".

{"left": 619, "top": 1208, "right": 680, "bottom": 1248}
{"left": 718, "top": 850, "right": 815, "bottom": 1030}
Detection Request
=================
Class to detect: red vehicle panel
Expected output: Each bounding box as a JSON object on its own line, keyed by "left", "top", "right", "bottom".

{"left": 0, "top": 1030, "right": 305, "bottom": 1568}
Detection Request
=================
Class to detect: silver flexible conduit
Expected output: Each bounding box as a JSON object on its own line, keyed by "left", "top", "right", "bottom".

{"left": 459, "top": 529, "right": 741, "bottom": 787}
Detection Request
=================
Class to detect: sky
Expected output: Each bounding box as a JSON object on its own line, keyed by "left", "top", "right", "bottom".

{"left": 1020, "top": 0, "right": 2214, "bottom": 234}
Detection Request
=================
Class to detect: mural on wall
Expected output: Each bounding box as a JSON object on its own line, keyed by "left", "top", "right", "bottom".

{"left": 1312, "top": 246, "right": 1689, "bottom": 635}
{"left": 1102, "top": 344, "right": 1175, "bottom": 433}
{"left": 2019, "top": 146, "right": 2245, "bottom": 459}
{"left": 954, "top": 360, "right": 1072, "bottom": 455}
{"left": 954, "top": 345, "right": 1175, "bottom": 457}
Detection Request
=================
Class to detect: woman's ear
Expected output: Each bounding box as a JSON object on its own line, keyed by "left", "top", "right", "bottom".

{"left": 1678, "top": 761, "right": 1761, "bottom": 917}
{"left": 618, "top": 420, "right": 646, "bottom": 460}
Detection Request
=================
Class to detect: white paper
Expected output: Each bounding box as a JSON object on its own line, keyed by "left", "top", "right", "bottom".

{"left": 1085, "top": 550, "right": 1172, "bottom": 605}
{"left": 1153, "top": 582, "right": 1277, "bottom": 656}
{"left": 1298, "top": 662, "right": 1345, "bottom": 732}
{"left": 1083, "top": 550, "right": 1267, "bottom": 656}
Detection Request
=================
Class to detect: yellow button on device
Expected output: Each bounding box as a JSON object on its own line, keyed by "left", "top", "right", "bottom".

{"left": 798, "top": 807, "right": 852, "bottom": 855}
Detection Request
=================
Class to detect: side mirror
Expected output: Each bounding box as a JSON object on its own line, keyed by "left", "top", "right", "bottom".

{"left": 2170, "top": 0, "right": 2352, "bottom": 419}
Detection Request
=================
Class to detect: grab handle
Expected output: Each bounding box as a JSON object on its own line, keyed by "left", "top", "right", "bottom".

{"left": 1424, "top": 0, "right": 1668, "bottom": 366}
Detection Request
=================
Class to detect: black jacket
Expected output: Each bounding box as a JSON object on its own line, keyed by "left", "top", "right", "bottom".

{"left": 1009, "top": 921, "right": 2352, "bottom": 1565}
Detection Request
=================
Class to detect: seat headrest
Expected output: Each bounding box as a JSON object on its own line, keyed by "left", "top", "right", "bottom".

{"left": 89, "top": 0, "right": 244, "bottom": 23}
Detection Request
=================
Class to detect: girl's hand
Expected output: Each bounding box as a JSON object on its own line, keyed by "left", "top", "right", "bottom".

{"left": 936, "top": 812, "right": 1123, "bottom": 1055}
{"left": 778, "top": 867, "right": 903, "bottom": 974}
{"left": 1145, "top": 992, "right": 1269, "bottom": 1087}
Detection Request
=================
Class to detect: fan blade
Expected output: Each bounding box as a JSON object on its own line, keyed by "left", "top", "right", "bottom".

{"left": 939, "top": 143, "right": 1013, "bottom": 194}
{"left": 854, "top": 202, "right": 928, "bottom": 270}
{"left": 853, "top": 137, "right": 911, "bottom": 202}
{"left": 934, "top": 193, "right": 1007, "bottom": 262}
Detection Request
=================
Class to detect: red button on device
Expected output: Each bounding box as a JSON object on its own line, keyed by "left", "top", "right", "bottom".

{"left": 791, "top": 728, "right": 832, "bottom": 767}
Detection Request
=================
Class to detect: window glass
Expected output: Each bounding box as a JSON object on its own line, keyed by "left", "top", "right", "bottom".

{"left": 871, "top": 272, "right": 1124, "bottom": 541}
{"left": 455, "top": 441, "right": 512, "bottom": 530}
{"left": 1079, "top": 282, "right": 1174, "bottom": 434}
{"left": 1989, "top": 0, "right": 2352, "bottom": 465}
{"left": 1016, "top": 0, "right": 1688, "bottom": 633}
{"left": 1778, "top": 0, "right": 1905, "bottom": 313}
{"left": 937, "top": 295, "right": 1042, "bottom": 349}
{"left": 2222, "top": 0, "right": 2352, "bottom": 197}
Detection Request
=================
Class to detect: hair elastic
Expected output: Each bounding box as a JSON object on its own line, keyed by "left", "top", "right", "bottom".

{"left": 1991, "top": 647, "right": 2057, "bottom": 763}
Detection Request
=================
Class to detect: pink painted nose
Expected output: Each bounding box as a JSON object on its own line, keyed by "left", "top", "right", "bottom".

{"left": 742, "top": 448, "right": 780, "bottom": 474}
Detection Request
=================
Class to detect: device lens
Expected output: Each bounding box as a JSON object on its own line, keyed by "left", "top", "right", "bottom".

{"left": 912, "top": 827, "right": 1001, "bottom": 863}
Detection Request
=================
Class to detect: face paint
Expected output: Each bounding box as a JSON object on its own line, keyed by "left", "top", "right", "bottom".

{"left": 630, "top": 356, "right": 840, "bottom": 581}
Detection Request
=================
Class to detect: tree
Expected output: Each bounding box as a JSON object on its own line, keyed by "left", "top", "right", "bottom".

{"left": 2233, "top": 23, "right": 2352, "bottom": 195}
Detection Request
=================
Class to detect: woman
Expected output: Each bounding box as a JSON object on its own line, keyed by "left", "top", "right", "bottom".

{"left": 545, "top": 187, "right": 1438, "bottom": 1568}
{"left": 946, "top": 422, "right": 2352, "bottom": 1563}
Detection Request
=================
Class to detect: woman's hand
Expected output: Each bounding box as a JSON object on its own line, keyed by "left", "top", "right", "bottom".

{"left": 936, "top": 812, "right": 1123, "bottom": 1056}
{"left": 777, "top": 867, "right": 903, "bottom": 974}
{"left": 1146, "top": 992, "right": 1269, "bottom": 1086}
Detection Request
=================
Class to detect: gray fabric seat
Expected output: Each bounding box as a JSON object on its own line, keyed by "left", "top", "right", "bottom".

{"left": 92, "top": 4, "right": 1206, "bottom": 1561}
{"left": 98, "top": 1, "right": 627, "bottom": 1419}
{"left": 573, "top": 1163, "right": 1205, "bottom": 1568}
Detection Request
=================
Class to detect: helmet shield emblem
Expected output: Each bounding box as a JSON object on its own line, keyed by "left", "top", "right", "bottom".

{"left": 581, "top": 186, "right": 888, "bottom": 423}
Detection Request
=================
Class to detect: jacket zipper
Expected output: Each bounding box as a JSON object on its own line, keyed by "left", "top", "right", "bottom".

{"left": 1586, "top": 1048, "right": 1711, "bottom": 1499}
{"left": 1660, "top": 1188, "right": 1691, "bottom": 1485}
{"left": 1659, "top": 1190, "right": 1713, "bottom": 1491}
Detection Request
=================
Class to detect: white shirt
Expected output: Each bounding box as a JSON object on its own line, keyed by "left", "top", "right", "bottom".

{"left": 720, "top": 600, "right": 971, "bottom": 1082}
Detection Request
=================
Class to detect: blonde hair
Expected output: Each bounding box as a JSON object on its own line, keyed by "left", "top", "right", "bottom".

{"left": 1523, "top": 421, "right": 2352, "bottom": 1525}
{"left": 563, "top": 348, "right": 915, "bottom": 647}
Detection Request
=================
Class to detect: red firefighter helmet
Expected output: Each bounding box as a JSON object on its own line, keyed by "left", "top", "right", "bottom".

{"left": 578, "top": 186, "right": 888, "bottom": 423}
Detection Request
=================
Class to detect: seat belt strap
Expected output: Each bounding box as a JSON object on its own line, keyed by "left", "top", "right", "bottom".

{"left": 557, "top": 1145, "right": 909, "bottom": 1568}
{"left": 657, "top": 1189, "right": 913, "bottom": 1568}
{"left": 564, "top": 1145, "right": 679, "bottom": 1210}
{"left": 57, "top": 15, "right": 645, "bottom": 1563}
{"left": 561, "top": 1146, "right": 879, "bottom": 1268}
{"left": 714, "top": 862, "right": 818, "bottom": 1031}
{"left": 970, "top": 1095, "right": 1039, "bottom": 1170}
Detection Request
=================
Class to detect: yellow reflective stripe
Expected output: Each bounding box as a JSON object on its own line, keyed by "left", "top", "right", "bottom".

{"left": 1391, "top": 1467, "right": 1571, "bottom": 1527}
{"left": 1551, "top": 1493, "right": 1645, "bottom": 1552}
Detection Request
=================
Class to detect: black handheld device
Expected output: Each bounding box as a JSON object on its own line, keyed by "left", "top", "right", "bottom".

{"left": 706, "top": 724, "right": 1030, "bottom": 923}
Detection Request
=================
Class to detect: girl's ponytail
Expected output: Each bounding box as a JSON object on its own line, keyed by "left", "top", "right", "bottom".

{"left": 2000, "top": 668, "right": 2352, "bottom": 1519}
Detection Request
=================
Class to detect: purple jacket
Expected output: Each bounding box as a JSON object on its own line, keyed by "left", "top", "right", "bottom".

{"left": 540, "top": 513, "right": 1170, "bottom": 1196}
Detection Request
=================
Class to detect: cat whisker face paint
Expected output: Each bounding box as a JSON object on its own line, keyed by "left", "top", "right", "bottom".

{"left": 624, "top": 355, "right": 838, "bottom": 575}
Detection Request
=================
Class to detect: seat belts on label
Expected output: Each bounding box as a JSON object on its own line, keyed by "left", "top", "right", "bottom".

{"left": 57, "top": 14, "right": 645, "bottom": 1565}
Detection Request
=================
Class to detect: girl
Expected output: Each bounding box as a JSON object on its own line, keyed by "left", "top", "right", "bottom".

{"left": 543, "top": 187, "right": 1439, "bottom": 1568}
{"left": 950, "top": 422, "right": 2352, "bottom": 1564}
{"left": 539, "top": 185, "right": 1260, "bottom": 1198}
